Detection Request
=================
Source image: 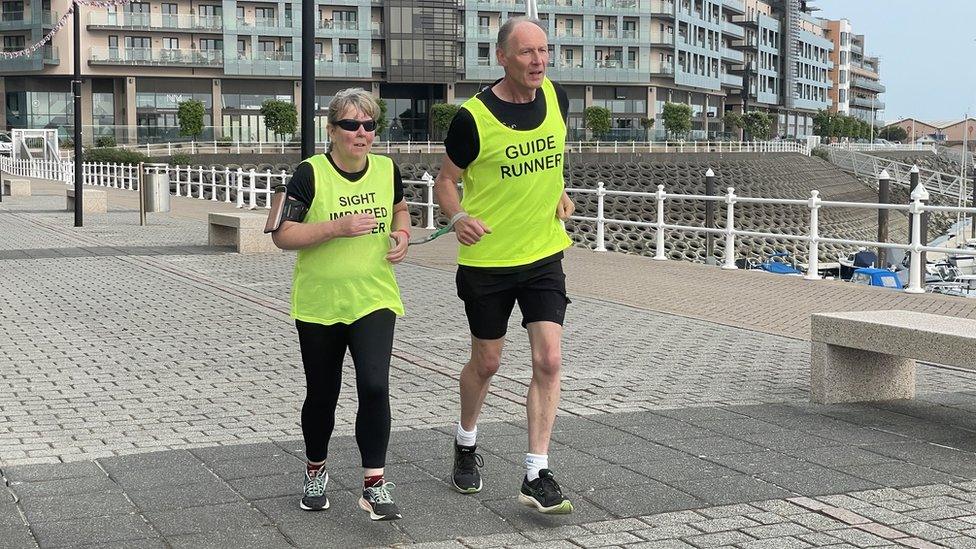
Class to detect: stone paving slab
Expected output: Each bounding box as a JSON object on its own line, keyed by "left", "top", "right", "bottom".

{"left": 4, "top": 405, "right": 976, "bottom": 548}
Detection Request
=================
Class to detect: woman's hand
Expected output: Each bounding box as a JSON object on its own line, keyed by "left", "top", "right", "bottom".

{"left": 334, "top": 213, "right": 377, "bottom": 237}
{"left": 386, "top": 230, "right": 409, "bottom": 264}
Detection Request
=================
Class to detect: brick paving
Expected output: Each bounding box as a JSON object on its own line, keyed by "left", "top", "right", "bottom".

{"left": 2, "top": 179, "right": 976, "bottom": 548}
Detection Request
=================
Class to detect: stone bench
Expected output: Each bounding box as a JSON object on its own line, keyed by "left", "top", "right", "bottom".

{"left": 2, "top": 177, "right": 30, "bottom": 197}
{"left": 810, "top": 310, "right": 976, "bottom": 404}
{"left": 66, "top": 188, "right": 107, "bottom": 213}
{"left": 208, "top": 212, "right": 279, "bottom": 254}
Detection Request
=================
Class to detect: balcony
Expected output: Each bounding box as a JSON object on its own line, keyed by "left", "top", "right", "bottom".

{"left": 553, "top": 27, "right": 583, "bottom": 38}
{"left": 595, "top": 58, "right": 636, "bottom": 69}
{"left": 721, "top": 20, "right": 744, "bottom": 38}
{"left": 722, "top": 0, "right": 745, "bottom": 13}
{"left": 88, "top": 12, "right": 222, "bottom": 32}
{"left": 591, "top": 0, "right": 638, "bottom": 12}
{"left": 538, "top": 0, "right": 582, "bottom": 7}
{"left": 651, "top": 63, "right": 675, "bottom": 76}
{"left": 371, "top": 52, "right": 384, "bottom": 68}
{"left": 720, "top": 47, "right": 744, "bottom": 62}
{"left": 648, "top": 34, "right": 675, "bottom": 46}
{"left": 649, "top": 0, "right": 675, "bottom": 16}
{"left": 850, "top": 96, "right": 883, "bottom": 110}
{"left": 851, "top": 76, "right": 885, "bottom": 93}
{"left": 0, "top": 44, "right": 58, "bottom": 71}
{"left": 475, "top": 25, "right": 493, "bottom": 38}
{"left": 732, "top": 14, "right": 758, "bottom": 27}
{"left": 721, "top": 72, "right": 742, "bottom": 88}
{"left": 593, "top": 28, "right": 619, "bottom": 39}
{"left": 89, "top": 47, "right": 223, "bottom": 67}
{"left": 371, "top": 21, "right": 382, "bottom": 36}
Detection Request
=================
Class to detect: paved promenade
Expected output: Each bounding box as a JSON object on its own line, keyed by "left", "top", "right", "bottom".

{"left": 3, "top": 179, "right": 976, "bottom": 548}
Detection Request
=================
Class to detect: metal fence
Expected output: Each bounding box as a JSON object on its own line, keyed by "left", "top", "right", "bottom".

{"left": 107, "top": 139, "right": 811, "bottom": 157}
{"left": 6, "top": 156, "right": 973, "bottom": 297}
{"left": 826, "top": 147, "right": 968, "bottom": 202}
{"left": 826, "top": 143, "right": 935, "bottom": 153}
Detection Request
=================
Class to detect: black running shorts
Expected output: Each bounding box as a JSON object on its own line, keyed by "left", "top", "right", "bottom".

{"left": 455, "top": 259, "right": 570, "bottom": 340}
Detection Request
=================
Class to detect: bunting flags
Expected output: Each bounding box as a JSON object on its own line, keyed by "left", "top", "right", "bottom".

{"left": 0, "top": 0, "right": 132, "bottom": 60}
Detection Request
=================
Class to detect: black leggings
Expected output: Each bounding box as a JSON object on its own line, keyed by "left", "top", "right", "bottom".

{"left": 296, "top": 309, "right": 395, "bottom": 468}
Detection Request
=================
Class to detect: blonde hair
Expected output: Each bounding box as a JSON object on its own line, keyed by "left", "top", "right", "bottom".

{"left": 327, "top": 87, "right": 379, "bottom": 127}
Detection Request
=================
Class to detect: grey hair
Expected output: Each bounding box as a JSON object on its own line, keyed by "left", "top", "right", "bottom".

{"left": 497, "top": 16, "right": 547, "bottom": 52}
{"left": 327, "top": 87, "right": 379, "bottom": 128}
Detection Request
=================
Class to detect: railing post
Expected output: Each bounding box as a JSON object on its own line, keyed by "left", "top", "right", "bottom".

{"left": 704, "top": 168, "right": 716, "bottom": 262}
{"left": 235, "top": 168, "right": 243, "bottom": 206}
{"left": 595, "top": 181, "right": 606, "bottom": 252}
{"left": 877, "top": 169, "right": 890, "bottom": 267}
{"left": 653, "top": 184, "right": 667, "bottom": 260}
{"left": 224, "top": 168, "right": 231, "bottom": 202}
{"left": 249, "top": 168, "right": 257, "bottom": 209}
{"left": 722, "top": 187, "right": 737, "bottom": 269}
{"left": 198, "top": 166, "right": 205, "bottom": 198}
{"left": 805, "top": 190, "right": 821, "bottom": 280}
{"left": 211, "top": 167, "right": 218, "bottom": 200}
{"left": 906, "top": 182, "right": 930, "bottom": 293}
{"left": 422, "top": 171, "right": 435, "bottom": 229}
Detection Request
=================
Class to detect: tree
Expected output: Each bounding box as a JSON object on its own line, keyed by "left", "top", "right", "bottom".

{"left": 878, "top": 125, "right": 908, "bottom": 142}
{"left": 177, "top": 99, "right": 205, "bottom": 141}
{"left": 430, "top": 103, "right": 460, "bottom": 139}
{"left": 583, "top": 106, "right": 612, "bottom": 140}
{"left": 723, "top": 111, "right": 744, "bottom": 138}
{"left": 743, "top": 111, "right": 772, "bottom": 140}
{"left": 639, "top": 117, "right": 654, "bottom": 140}
{"left": 813, "top": 110, "right": 833, "bottom": 139}
{"left": 661, "top": 102, "right": 692, "bottom": 140}
{"left": 376, "top": 98, "right": 389, "bottom": 138}
{"left": 260, "top": 99, "right": 298, "bottom": 142}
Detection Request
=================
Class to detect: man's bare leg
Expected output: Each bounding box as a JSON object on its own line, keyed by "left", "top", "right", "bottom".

{"left": 518, "top": 320, "right": 572, "bottom": 514}
{"left": 525, "top": 321, "right": 562, "bottom": 455}
{"left": 459, "top": 335, "right": 505, "bottom": 430}
{"left": 452, "top": 335, "right": 504, "bottom": 494}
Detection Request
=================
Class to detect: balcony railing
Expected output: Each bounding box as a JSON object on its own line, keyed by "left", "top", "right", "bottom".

{"left": 851, "top": 76, "right": 886, "bottom": 93}
{"left": 476, "top": 56, "right": 491, "bottom": 66}
{"left": 319, "top": 19, "right": 359, "bottom": 30}
{"left": 371, "top": 53, "right": 383, "bottom": 67}
{"left": 649, "top": 34, "right": 675, "bottom": 45}
{"left": 721, "top": 20, "right": 744, "bottom": 37}
{"left": 476, "top": 25, "right": 492, "bottom": 37}
{"left": 592, "top": 0, "right": 637, "bottom": 10}
{"left": 554, "top": 27, "right": 583, "bottom": 38}
{"left": 89, "top": 47, "right": 223, "bottom": 66}
{"left": 720, "top": 46, "right": 744, "bottom": 62}
{"left": 652, "top": 63, "right": 675, "bottom": 75}
{"left": 88, "top": 12, "right": 222, "bottom": 31}
{"left": 595, "top": 58, "right": 636, "bottom": 69}
{"left": 253, "top": 50, "right": 291, "bottom": 61}
{"left": 850, "top": 96, "right": 884, "bottom": 110}
{"left": 649, "top": 0, "right": 674, "bottom": 15}
{"left": 538, "top": 0, "right": 580, "bottom": 6}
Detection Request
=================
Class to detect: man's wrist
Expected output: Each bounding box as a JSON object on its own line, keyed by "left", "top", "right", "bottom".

{"left": 450, "top": 211, "right": 469, "bottom": 226}
{"left": 392, "top": 228, "right": 410, "bottom": 239}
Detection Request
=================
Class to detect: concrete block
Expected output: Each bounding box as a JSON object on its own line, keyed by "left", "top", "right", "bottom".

{"left": 2, "top": 178, "right": 30, "bottom": 196}
{"left": 810, "top": 341, "right": 916, "bottom": 404}
{"left": 208, "top": 212, "right": 279, "bottom": 254}
{"left": 66, "top": 188, "right": 107, "bottom": 213}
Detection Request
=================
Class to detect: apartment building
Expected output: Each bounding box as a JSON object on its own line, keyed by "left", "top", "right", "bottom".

{"left": 0, "top": 0, "right": 873, "bottom": 143}
{"left": 824, "top": 18, "right": 883, "bottom": 125}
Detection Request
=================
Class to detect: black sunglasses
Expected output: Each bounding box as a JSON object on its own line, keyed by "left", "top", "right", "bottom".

{"left": 334, "top": 119, "right": 377, "bottom": 132}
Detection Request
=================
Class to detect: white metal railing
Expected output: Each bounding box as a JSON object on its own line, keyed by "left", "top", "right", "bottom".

{"left": 5, "top": 155, "right": 974, "bottom": 294}
{"left": 826, "top": 147, "right": 968, "bottom": 201}
{"left": 827, "top": 142, "right": 934, "bottom": 152}
{"left": 564, "top": 180, "right": 975, "bottom": 294}
{"left": 111, "top": 139, "right": 811, "bottom": 157}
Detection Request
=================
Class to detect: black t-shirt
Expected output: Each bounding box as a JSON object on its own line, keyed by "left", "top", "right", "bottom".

{"left": 444, "top": 79, "right": 569, "bottom": 170}
{"left": 287, "top": 153, "right": 404, "bottom": 221}
{"left": 444, "top": 79, "right": 570, "bottom": 273}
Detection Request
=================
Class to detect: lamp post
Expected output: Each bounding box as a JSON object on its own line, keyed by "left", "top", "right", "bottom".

{"left": 300, "top": 0, "right": 314, "bottom": 160}
{"left": 73, "top": 0, "right": 83, "bottom": 227}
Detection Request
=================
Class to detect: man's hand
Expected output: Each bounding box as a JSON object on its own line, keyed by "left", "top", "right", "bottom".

{"left": 333, "top": 213, "right": 377, "bottom": 237}
{"left": 386, "top": 231, "right": 408, "bottom": 263}
{"left": 556, "top": 192, "right": 575, "bottom": 221}
{"left": 454, "top": 216, "right": 491, "bottom": 246}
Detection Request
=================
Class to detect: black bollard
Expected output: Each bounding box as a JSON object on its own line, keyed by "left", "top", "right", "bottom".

{"left": 877, "top": 170, "right": 889, "bottom": 267}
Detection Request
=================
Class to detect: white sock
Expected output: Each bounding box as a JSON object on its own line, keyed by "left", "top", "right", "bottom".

{"left": 456, "top": 423, "right": 477, "bottom": 447}
{"left": 525, "top": 453, "right": 548, "bottom": 481}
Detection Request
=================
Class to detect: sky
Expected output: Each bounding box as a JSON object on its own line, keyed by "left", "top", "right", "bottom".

{"left": 814, "top": 0, "right": 976, "bottom": 124}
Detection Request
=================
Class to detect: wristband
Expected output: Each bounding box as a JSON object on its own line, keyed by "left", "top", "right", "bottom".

{"left": 450, "top": 211, "right": 469, "bottom": 227}
{"left": 392, "top": 228, "right": 410, "bottom": 240}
